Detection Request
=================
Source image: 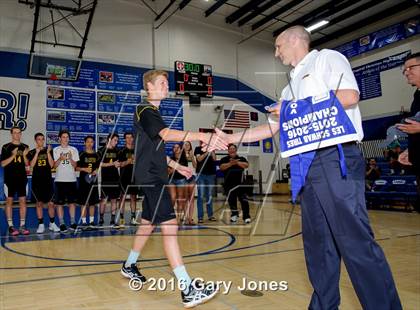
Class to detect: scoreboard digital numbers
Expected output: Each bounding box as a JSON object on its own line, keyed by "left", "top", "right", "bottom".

{"left": 175, "top": 61, "right": 213, "bottom": 98}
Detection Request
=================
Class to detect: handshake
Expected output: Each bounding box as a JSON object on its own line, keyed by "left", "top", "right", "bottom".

{"left": 198, "top": 102, "right": 281, "bottom": 152}
{"left": 199, "top": 128, "right": 232, "bottom": 152}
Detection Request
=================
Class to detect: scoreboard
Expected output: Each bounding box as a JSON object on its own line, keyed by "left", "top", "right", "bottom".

{"left": 175, "top": 61, "right": 213, "bottom": 98}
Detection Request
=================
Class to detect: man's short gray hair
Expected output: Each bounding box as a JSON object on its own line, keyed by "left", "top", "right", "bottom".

{"left": 281, "top": 25, "right": 311, "bottom": 47}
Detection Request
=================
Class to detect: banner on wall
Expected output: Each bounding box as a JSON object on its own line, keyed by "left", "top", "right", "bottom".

{"left": 263, "top": 138, "right": 273, "bottom": 153}
{"left": 47, "top": 64, "right": 142, "bottom": 92}
{"left": 45, "top": 66, "right": 144, "bottom": 150}
{"left": 160, "top": 98, "right": 184, "bottom": 155}
{"left": 353, "top": 50, "right": 410, "bottom": 101}
{"left": 335, "top": 16, "right": 419, "bottom": 59}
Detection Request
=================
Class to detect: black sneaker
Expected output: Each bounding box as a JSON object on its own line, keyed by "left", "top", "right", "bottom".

{"left": 81, "top": 223, "right": 90, "bottom": 231}
{"left": 69, "top": 223, "right": 77, "bottom": 231}
{"left": 120, "top": 262, "right": 146, "bottom": 282}
{"left": 89, "top": 222, "right": 97, "bottom": 230}
{"left": 99, "top": 218, "right": 104, "bottom": 226}
{"left": 181, "top": 279, "right": 218, "bottom": 308}
{"left": 60, "top": 224, "right": 68, "bottom": 233}
{"left": 111, "top": 220, "right": 119, "bottom": 229}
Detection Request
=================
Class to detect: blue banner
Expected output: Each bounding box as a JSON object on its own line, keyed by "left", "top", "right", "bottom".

{"left": 279, "top": 91, "right": 358, "bottom": 158}
{"left": 97, "top": 70, "right": 141, "bottom": 92}
{"left": 262, "top": 138, "right": 273, "bottom": 153}
{"left": 97, "top": 113, "right": 133, "bottom": 135}
{"left": 160, "top": 98, "right": 184, "bottom": 155}
{"left": 48, "top": 67, "right": 96, "bottom": 89}
{"left": 46, "top": 110, "right": 96, "bottom": 133}
{"left": 97, "top": 92, "right": 141, "bottom": 113}
{"left": 353, "top": 51, "right": 410, "bottom": 101}
{"left": 335, "top": 16, "right": 419, "bottom": 59}
{"left": 47, "top": 87, "right": 95, "bottom": 111}
{"left": 160, "top": 98, "right": 184, "bottom": 117}
{"left": 48, "top": 63, "right": 143, "bottom": 91}
{"left": 162, "top": 116, "right": 183, "bottom": 130}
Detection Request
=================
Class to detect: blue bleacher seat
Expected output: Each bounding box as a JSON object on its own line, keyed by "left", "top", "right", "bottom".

{"left": 365, "top": 176, "right": 417, "bottom": 210}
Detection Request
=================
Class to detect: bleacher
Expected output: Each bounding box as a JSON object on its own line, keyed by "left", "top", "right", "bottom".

{"left": 364, "top": 159, "right": 417, "bottom": 211}
{"left": 360, "top": 138, "right": 417, "bottom": 211}
{"left": 366, "top": 175, "right": 417, "bottom": 211}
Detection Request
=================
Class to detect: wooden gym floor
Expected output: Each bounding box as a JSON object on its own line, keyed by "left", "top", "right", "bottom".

{"left": 0, "top": 196, "right": 419, "bottom": 310}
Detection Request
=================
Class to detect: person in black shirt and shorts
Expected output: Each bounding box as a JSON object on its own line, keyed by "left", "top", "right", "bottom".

{"left": 76, "top": 136, "right": 100, "bottom": 230}
{"left": 1, "top": 126, "right": 30, "bottom": 235}
{"left": 120, "top": 70, "right": 228, "bottom": 308}
{"left": 219, "top": 144, "right": 251, "bottom": 224}
{"left": 98, "top": 133, "right": 120, "bottom": 227}
{"left": 118, "top": 132, "right": 138, "bottom": 226}
{"left": 27, "top": 133, "right": 59, "bottom": 233}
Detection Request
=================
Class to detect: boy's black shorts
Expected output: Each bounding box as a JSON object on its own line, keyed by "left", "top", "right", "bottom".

{"left": 54, "top": 182, "right": 77, "bottom": 205}
{"left": 140, "top": 183, "right": 176, "bottom": 224}
{"left": 5, "top": 177, "right": 27, "bottom": 198}
{"left": 31, "top": 178, "right": 54, "bottom": 203}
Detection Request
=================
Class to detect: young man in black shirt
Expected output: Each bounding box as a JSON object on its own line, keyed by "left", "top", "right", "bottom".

{"left": 219, "top": 144, "right": 251, "bottom": 224}
{"left": 98, "top": 133, "right": 120, "bottom": 227}
{"left": 27, "top": 133, "right": 59, "bottom": 233}
{"left": 194, "top": 142, "right": 217, "bottom": 223}
{"left": 118, "top": 132, "right": 137, "bottom": 226}
{"left": 1, "top": 126, "right": 30, "bottom": 235}
{"left": 121, "top": 70, "right": 227, "bottom": 308}
{"left": 77, "top": 136, "right": 100, "bottom": 230}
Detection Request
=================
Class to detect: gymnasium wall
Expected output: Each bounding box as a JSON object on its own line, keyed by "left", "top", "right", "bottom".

{"left": 0, "top": 0, "right": 285, "bottom": 199}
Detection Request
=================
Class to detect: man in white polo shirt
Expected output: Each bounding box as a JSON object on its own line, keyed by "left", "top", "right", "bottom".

{"left": 53, "top": 129, "right": 79, "bottom": 233}
{"left": 216, "top": 26, "right": 401, "bottom": 309}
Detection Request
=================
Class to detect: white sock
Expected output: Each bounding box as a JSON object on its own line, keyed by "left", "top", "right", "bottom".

{"left": 125, "top": 250, "right": 140, "bottom": 267}
{"left": 173, "top": 265, "right": 192, "bottom": 294}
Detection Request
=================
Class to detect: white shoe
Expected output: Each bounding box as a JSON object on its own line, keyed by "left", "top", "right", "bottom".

{"left": 230, "top": 215, "right": 238, "bottom": 223}
{"left": 49, "top": 222, "right": 60, "bottom": 233}
{"left": 36, "top": 224, "right": 45, "bottom": 234}
{"left": 244, "top": 218, "right": 251, "bottom": 224}
{"left": 182, "top": 280, "right": 219, "bottom": 308}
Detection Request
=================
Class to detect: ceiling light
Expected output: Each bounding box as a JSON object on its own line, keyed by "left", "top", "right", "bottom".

{"left": 305, "top": 20, "right": 329, "bottom": 32}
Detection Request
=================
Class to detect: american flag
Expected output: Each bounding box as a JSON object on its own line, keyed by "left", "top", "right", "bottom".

{"left": 223, "top": 110, "right": 250, "bottom": 128}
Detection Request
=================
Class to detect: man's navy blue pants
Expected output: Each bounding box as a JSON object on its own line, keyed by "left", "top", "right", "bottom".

{"left": 300, "top": 143, "right": 402, "bottom": 310}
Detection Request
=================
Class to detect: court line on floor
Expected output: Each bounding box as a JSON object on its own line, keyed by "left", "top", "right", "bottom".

{"left": 0, "top": 230, "right": 302, "bottom": 268}
{"left": 1, "top": 233, "right": 418, "bottom": 286}
{"left": 0, "top": 226, "right": 237, "bottom": 264}
{"left": 0, "top": 247, "right": 305, "bottom": 286}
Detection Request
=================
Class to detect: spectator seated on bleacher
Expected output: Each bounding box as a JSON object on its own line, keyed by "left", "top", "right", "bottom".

{"left": 366, "top": 158, "right": 381, "bottom": 191}
{"left": 385, "top": 141, "right": 406, "bottom": 175}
